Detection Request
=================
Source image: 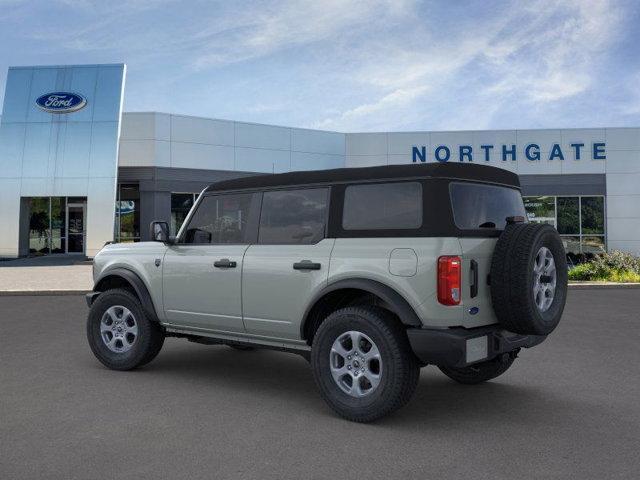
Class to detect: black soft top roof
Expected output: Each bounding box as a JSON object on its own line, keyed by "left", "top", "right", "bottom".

{"left": 204, "top": 162, "right": 520, "bottom": 193}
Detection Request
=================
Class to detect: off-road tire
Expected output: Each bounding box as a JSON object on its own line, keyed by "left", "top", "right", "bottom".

{"left": 87, "top": 288, "right": 165, "bottom": 371}
{"left": 311, "top": 306, "right": 419, "bottom": 423}
{"left": 439, "top": 354, "right": 516, "bottom": 385}
{"left": 490, "top": 223, "right": 568, "bottom": 335}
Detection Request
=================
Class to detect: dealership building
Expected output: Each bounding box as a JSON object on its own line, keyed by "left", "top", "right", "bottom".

{"left": 1, "top": 63, "right": 639, "bottom": 258}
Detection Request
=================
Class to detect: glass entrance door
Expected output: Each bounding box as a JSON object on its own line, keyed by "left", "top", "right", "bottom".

{"left": 66, "top": 203, "right": 86, "bottom": 254}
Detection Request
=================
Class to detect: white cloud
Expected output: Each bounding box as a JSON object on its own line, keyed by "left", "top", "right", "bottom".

{"left": 1, "top": 0, "right": 631, "bottom": 130}
{"left": 314, "top": 0, "right": 625, "bottom": 130}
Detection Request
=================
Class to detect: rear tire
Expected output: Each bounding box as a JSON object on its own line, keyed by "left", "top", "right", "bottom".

{"left": 87, "top": 288, "right": 165, "bottom": 371}
{"left": 311, "top": 306, "right": 419, "bottom": 423}
{"left": 439, "top": 354, "right": 516, "bottom": 385}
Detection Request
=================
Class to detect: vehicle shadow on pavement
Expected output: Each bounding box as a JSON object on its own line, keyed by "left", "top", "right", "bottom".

{"left": 127, "top": 341, "right": 573, "bottom": 427}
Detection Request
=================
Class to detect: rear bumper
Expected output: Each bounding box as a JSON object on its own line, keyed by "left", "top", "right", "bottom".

{"left": 407, "top": 324, "right": 546, "bottom": 368}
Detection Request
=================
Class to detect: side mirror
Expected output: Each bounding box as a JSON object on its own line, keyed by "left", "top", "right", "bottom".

{"left": 150, "top": 221, "right": 171, "bottom": 243}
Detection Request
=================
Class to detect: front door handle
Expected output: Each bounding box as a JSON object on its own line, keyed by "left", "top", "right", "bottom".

{"left": 214, "top": 258, "right": 237, "bottom": 269}
{"left": 293, "top": 260, "right": 321, "bottom": 270}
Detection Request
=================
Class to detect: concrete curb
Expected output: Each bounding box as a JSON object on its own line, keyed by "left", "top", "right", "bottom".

{"left": 0, "top": 290, "right": 90, "bottom": 296}
{"left": 569, "top": 282, "right": 640, "bottom": 290}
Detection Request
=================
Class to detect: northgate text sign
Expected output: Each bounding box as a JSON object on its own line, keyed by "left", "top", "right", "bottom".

{"left": 412, "top": 142, "right": 606, "bottom": 163}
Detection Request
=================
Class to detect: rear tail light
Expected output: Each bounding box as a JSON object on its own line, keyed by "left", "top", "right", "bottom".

{"left": 438, "top": 256, "right": 461, "bottom": 306}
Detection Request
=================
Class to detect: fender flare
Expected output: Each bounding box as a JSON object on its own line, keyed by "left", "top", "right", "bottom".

{"left": 93, "top": 267, "right": 159, "bottom": 321}
{"left": 301, "top": 278, "right": 422, "bottom": 339}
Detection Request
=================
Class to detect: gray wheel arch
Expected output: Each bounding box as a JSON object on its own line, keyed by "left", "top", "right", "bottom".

{"left": 301, "top": 278, "right": 422, "bottom": 341}
{"left": 93, "top": 268, "right": 159, "bottom": 322}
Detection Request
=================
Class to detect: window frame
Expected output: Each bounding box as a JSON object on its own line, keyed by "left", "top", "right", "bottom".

{"left": 176, "top": 191, "right": 261, "bottom": 245}
{"left": 256, "top": 186, "right": 331, "bottom": 245}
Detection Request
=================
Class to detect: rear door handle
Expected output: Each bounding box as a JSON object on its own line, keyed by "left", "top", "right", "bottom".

{"left": 214, "top": 258, "right": 237, "bottom": 269}
{"left": 293, "top": 260, "right": 321, "bottom": 270}
{"left": 470, "top": 259, "right": 479, "bottom": 298}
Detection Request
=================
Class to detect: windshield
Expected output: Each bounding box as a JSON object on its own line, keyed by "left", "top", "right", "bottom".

{"left": 449, "top": 182, "right": 526, "bottom": 230}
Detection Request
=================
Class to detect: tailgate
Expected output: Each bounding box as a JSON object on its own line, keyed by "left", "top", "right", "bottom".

{"left": 458, "top": 238, "right": 499, "bottom": 328}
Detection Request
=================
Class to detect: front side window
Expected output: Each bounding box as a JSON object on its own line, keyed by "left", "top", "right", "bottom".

{"left": 342, "top": 182, "right": 422, "bottom": 230}
{"left": 450, "top": 182, "right": 526, "bottom": 230}
{"left": 258, "top": 188, "right": 328, "bottom": 244}
{"left": 183, "top": 193, "right": 254, "bottom": 244}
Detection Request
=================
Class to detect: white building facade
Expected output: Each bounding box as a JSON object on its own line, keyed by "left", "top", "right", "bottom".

{"left": 1, "top": 64, "right": 639, "bottom": 258}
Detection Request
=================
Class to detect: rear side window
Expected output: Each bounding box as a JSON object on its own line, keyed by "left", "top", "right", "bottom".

{"left": 183, "top": 193, "right": 255, "bottom": 244}
{"left": 258, "top": 188, "right": 329, "bottom": 244}
{"left": 342, "top": 182, "right": 422, "bottom": 230}
{"left": 450, "top": 182, "right": 526, "bottom": 230}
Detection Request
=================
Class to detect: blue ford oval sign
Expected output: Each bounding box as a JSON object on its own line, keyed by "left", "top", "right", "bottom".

{"left": 35, "top": 92, "right": 87, "bottom": 114}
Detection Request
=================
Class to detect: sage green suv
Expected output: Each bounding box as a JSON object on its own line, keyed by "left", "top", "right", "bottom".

{"left": 86, "top": 163, "right": 567, "bottom": 422}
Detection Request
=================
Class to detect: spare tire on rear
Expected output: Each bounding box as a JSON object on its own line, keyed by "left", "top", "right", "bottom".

{"left": 490, "top": 222, "right": 568, "bottom": 335}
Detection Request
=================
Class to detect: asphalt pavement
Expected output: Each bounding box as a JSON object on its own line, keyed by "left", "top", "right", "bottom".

{"left": 1, "top": 289, "right": 639, "bottom": 479}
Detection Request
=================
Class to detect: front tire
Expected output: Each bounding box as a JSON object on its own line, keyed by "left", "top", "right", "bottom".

{"left": 311, "top": 307, "right": 419, "bottom": 423}
{"left": 87, "top": 288, "right": 165, "bottom": 371}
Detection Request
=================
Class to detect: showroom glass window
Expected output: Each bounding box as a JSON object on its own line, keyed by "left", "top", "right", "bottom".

{"left": 258, "top": 188, "right": 329, "bottom": 244}
{"left": 342, "top": 182, "right": 422, "bottom": 230}
{"left": 183, "top": 193, "right": 254, "bottom": 244}
{"left": 524, "top": 196, "right": 605, "bottom": 254}
{"left": 171, "top": 193, "right": 199, "bottom": 235}
{"left": 114, "top": 184, "right": 140, "bottom": 242}
{"left": 27, "top": 196, "right": 86, "bottom": 255}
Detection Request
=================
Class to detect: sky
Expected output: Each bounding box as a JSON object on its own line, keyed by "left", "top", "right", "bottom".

{"left": 0, "top": 0, "right": 639, "bottom": 132}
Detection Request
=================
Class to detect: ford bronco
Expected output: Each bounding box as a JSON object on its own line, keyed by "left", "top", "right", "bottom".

{"left": 86, "top": 163, "right": 567, "bottom": 422}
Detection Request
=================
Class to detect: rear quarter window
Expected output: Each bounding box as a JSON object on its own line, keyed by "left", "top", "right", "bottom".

{"left": 342, "top": 182, "right": 422, "bottom": 230}
{"left": 450, "top": 182, "right": 526, "bottom": 230}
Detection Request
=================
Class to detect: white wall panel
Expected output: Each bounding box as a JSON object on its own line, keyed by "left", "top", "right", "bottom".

{"left": 235, "top": 147, "right": 289, "bottom": 173}
{"left": 291, "top": 128, "right": 344, "bottom": 155}
{"left": 118, "top": 139, "right": 158, "bottom": 167}
{"left": 235, "top": 122, "right": 290, "bottom": 150}
{"left": 387, "top": 132, "right": 429, "bottom": 155}
{"left": 170, "top": 141, "right": 234, "bottom": 170}
{"left": 605, "top": 195, "right": 640, "bottom": 218}
{"left": 606, "top": 173, "right": 640, "bottom": 196}
{"left": 346, "top": 133, "right": 387, "bottom": 156}
{"left": 120, "top": 113, "right": 157, "bottom": 140}
{"left": 345, "top": 154, "right": 387, "bottom": 168}
{"left": 605, "top": 150, "right": 640, "bottom": 174}
{"left": 606, "top": 128, "right": 640, "bottom": 151}
{"left": 516, "top": 129, "right": 562, "bottom": 151}
{"left": 291, "top": 152, "right": 343, "bottom": 171}
{"left": 171, "top": 115, "right": 234, "bottom": 146}
{"left": 606, "top": 218, "right": 640, "bottom": 242}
